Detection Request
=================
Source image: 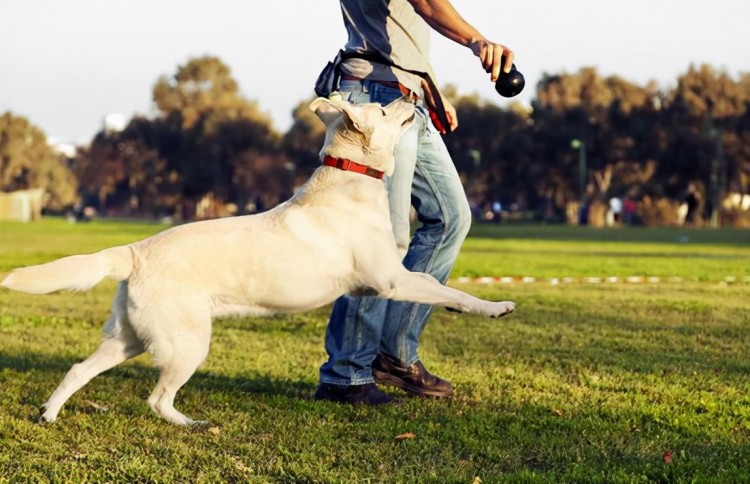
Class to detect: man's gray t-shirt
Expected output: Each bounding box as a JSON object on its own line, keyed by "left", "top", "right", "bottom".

{"left": 338, "top": 0, "right": 440, "bottom": 96}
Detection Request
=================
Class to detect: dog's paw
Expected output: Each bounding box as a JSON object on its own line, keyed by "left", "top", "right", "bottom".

{"left": 487, "top": 301, "right": 515, "bottom": 318}
{"left": 38, "top": 407, "right": 57, "bottom": 424}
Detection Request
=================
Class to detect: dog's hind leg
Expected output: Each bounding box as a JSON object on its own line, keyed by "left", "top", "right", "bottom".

{"left": 41, "top": 283, "right": 145, "bottom": 423}
{"left": 146, "top": 337, "right": 210, "bottom": 425}
{"left": 144, "top": 301, "right": 212, "bottom": 426}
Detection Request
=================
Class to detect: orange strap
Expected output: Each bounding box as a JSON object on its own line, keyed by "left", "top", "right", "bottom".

{"left": 322, "top": 155, "right": 384, "bottom": 180}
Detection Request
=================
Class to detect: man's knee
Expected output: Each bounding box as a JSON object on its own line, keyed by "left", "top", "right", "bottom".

{"left": 420, "top": 193, "right": 471, "bottom": 245}
{"left": 447, "top": 199, "right": 472, "bottom": 242}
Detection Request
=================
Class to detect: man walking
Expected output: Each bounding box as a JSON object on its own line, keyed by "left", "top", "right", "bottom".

{"left": 315, "top": 0, "right": 516, "bottom": 404}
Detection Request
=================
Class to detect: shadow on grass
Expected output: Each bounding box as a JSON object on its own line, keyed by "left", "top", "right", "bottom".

{"left": 3, "top": 350, "right": 750, "bottom": 480}
{"left": 0, "top": 350, "right": 317, "bottom": 400}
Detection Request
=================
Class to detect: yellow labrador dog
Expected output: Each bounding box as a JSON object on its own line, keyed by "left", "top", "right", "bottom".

{"left": 1, "top": 97, "right": 515, "bottom": 425}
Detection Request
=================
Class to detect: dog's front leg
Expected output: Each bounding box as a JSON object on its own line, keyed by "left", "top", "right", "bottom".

{"left": 380, "top": 271, "right": 515, "bottom": 318}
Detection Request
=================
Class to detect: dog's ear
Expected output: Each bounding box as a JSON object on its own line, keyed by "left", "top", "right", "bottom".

{"left": 310, "top": 97, "right": 369, "bottom": 132}
{"left": 310, "top": 97, "right": 343, "bottom": 127}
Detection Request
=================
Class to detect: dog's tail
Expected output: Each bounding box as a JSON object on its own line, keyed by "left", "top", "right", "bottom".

{"left": 1, "top": 246, "right": 133, "bottom": 295}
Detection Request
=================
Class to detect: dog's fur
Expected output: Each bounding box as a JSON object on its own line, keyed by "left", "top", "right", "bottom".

{"left": 1, "top": 97, "right": 514, "bottom": 425}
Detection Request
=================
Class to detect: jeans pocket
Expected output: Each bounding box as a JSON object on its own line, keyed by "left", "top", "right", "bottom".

{"left": 367, "top": 83, "right": 407, "bottom": 106}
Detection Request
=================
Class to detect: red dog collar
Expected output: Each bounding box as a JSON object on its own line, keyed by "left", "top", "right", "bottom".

{"left": 322, "top": 155, "right": 384, "bottom": 180}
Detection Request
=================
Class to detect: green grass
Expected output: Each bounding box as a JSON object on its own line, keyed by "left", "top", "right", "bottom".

{"left": 1, "top": 219, "right": 749, "bottom": 482}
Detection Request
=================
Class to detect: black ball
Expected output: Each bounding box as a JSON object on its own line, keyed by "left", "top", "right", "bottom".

{"left": 495, "top": 64, "right": 525, "bottom": 98}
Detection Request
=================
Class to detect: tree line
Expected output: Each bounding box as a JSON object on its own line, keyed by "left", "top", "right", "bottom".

{"left": 2, "top": 55, "right": 749, "bottom": 226}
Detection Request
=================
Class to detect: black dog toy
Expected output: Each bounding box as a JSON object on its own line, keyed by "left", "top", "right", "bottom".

{"left": 494, "top": 57, "right": 525, "bottom": 98}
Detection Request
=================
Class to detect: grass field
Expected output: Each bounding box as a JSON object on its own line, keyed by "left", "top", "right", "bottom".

{"left": 1, "top": 219, "right": 749, "bottom": 482}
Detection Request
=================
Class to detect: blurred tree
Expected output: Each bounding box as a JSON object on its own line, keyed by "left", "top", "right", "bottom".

{"left": 75, "top": 117, "right": 176, "bottom": 216}
{"left": 282, "top": 96, "right": 326, "bottom": 175}
{"left": 70, "top": 58, "right": 750, "bottom": 226}
{"left": 152, "top": 55, "right": 284, "bottom": 208}
{"left": 533, "top": 68, "right": 662, "bottom": 214}
{"left": 0, "top": 112, "right": 77, "bottom": 210}
{"left": 79, "top": 55, "right": 288, "bottom": 217}
{"left": 442, "top": 86, "right": 533, "bottom": 216}
{"left": 74, "top": 133, "right": 126, "bottom": 213}
{"left": 153, "top": 55, "right": 243, "bottom": 130}
{"left": 657, "top": 65, "right": 750, "bottom": 223}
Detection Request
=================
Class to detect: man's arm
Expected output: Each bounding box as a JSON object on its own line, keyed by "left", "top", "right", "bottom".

{"left": 407, "top": 0, "right": 514, "bottom": 82}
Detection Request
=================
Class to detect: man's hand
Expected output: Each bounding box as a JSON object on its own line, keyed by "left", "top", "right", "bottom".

{"left": 470, "top": 39, "right": 514, "bottom": 82}
{"left": 443, "top": 98, "right": 458, "bottom": 133}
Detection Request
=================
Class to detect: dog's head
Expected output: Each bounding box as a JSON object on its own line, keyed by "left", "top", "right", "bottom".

{"left": 310, "top": 97, "right": 416, "bottom": 177}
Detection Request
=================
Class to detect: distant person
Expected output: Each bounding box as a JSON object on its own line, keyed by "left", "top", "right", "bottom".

{"left": 684, "top": 182, "right": 701, "bottom": 225}
{"left": 608, "top": 196, "right": 622, "bottom": 226}
{"left": 578, "top": 199, "right": 590, "bottom": 226}
{"left": 314, "top": 0, "right": 516, "bottom": 405}
{"left": 491, "top": 200, "right": 503, "bottom": 223}
{"left": 68, "top": 201, "right": 84, "bottom": 223}
{"left": 622, "top": 193, "right": 638, "bottom": 225}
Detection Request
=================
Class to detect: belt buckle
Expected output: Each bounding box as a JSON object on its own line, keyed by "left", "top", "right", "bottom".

{"left": 338, "top": 158, "right": 351, "bottom": 171}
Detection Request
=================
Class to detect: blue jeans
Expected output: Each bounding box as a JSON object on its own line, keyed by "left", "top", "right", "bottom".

{"left": 319, "top": 80, "right": 472, "bottom": 385}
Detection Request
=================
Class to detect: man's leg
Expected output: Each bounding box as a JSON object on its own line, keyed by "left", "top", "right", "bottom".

{"left": 317, "top": 82, "right": 419, "bottom": 403}
{"left": 375, "top": 106, "right": 472, "bottom": 395}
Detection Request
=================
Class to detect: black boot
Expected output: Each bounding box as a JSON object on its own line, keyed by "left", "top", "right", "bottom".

{"left": 373, "top": 353, "right": 453, "bottom": 397}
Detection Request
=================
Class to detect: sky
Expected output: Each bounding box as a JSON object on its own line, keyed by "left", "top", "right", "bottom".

{"left": 1, "top": 0, "right": 749, "bottom": 144}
